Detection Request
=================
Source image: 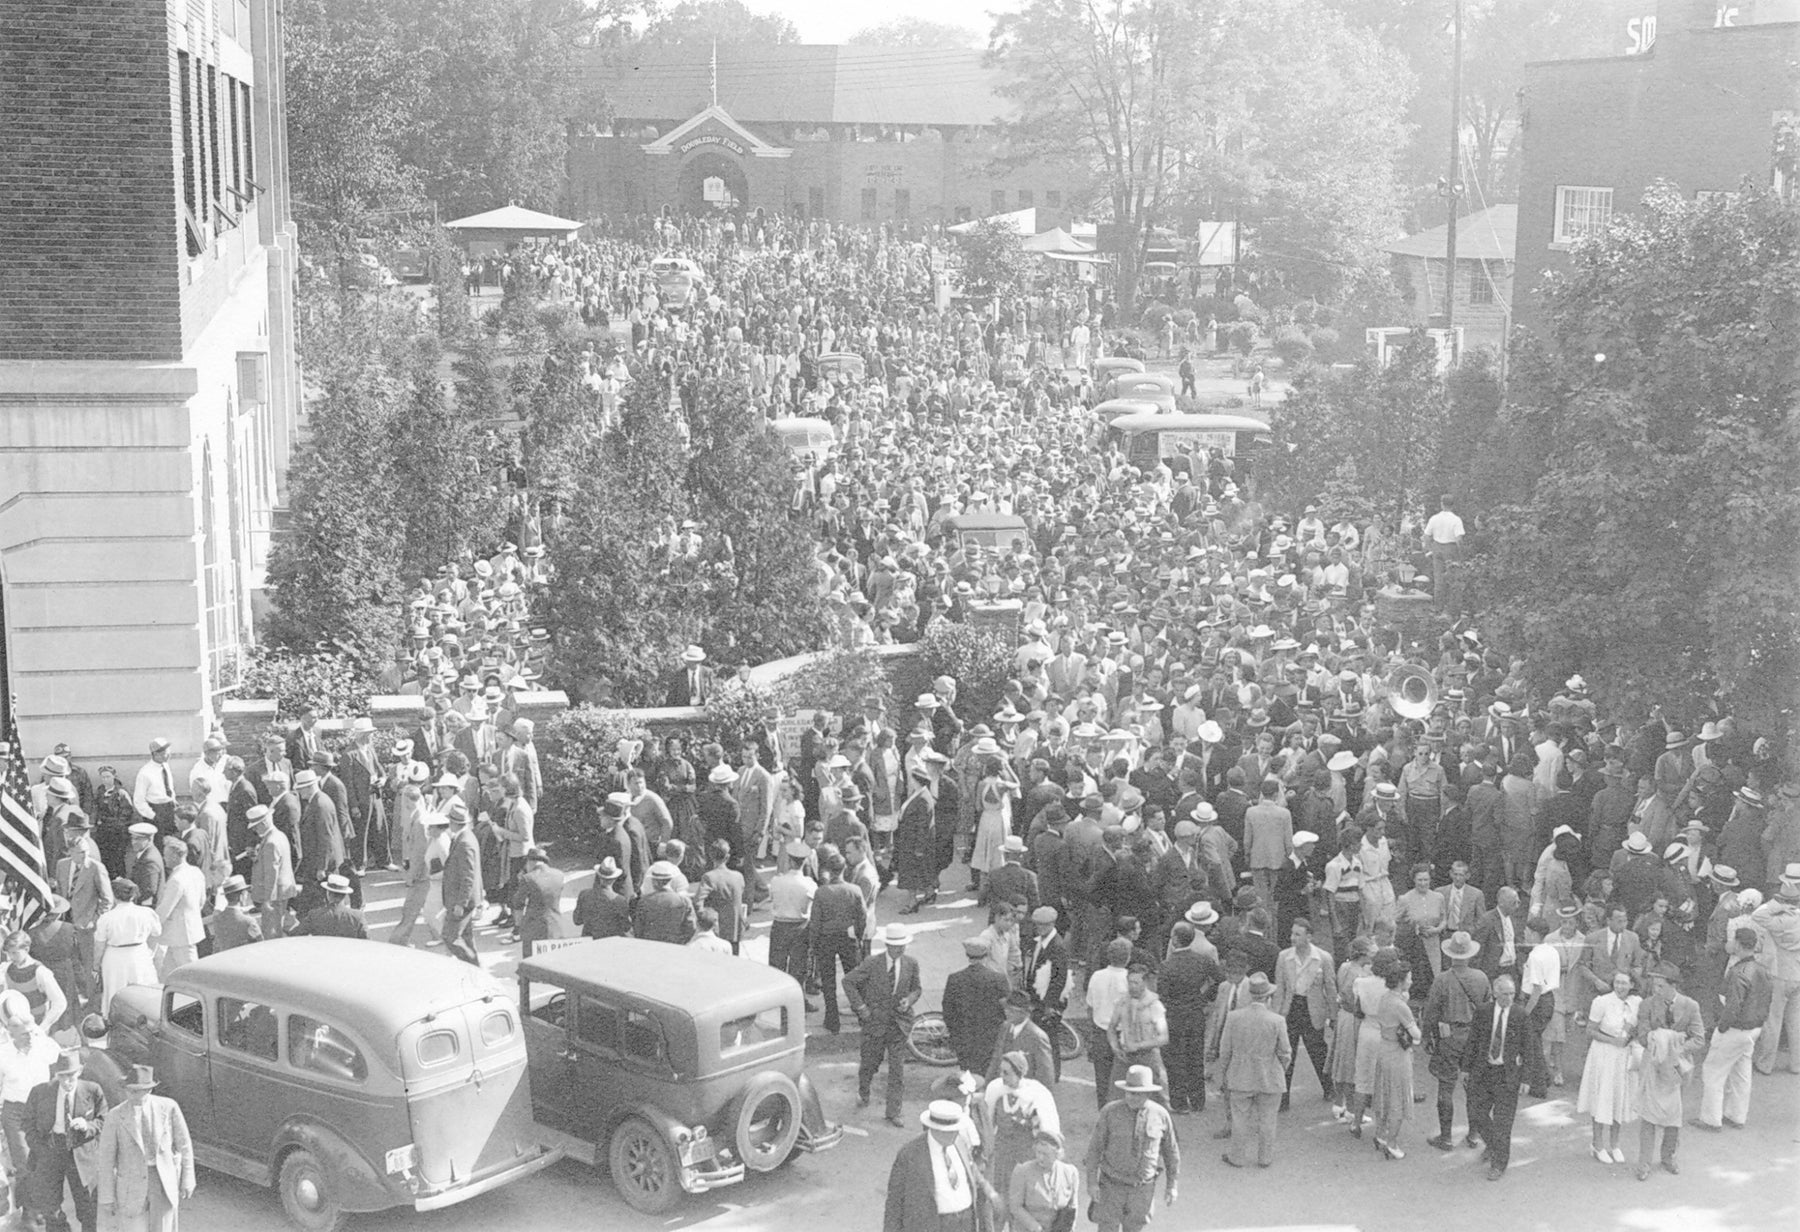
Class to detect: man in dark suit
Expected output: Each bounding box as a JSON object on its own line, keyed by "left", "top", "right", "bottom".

{"left": 23, "top": 1049, "right": 107, "bottom": 1232}
{"left": 1160, "top": 918, "right": 1222, "bottom": 1113}
{"left": 987, "top": 991, "right": 1056, "bottom": 1086}
{"left": 1462, "top": 973, "right": 1531, "bottom": 1180}
{"left": 1272, "top": 833, "right": 1319, "bottom": 945}
{"left": 1474, "top": 886, "right": 1526, "bottom": 983}
{"left": 245, "top": 731, "right": 291, "bottom": 808}
{"left": 1023, "top": 905, "right": 1070, "bottom": 1034}
{"left": 512, "top": 846, "right": 570, "bottom": 958}
{"left": 340, "top": 717, "right": 388, "bottom": 872}
{"left": 291, "top": 874, "right": 368, "bottom": 939}
{"left": 1578, "top": 904, "right": 1646, "bottom": 1003}
{"left": 882, "top": 1100, "right": 994, "bottom": 1232}
{"left": 284, "top": 706, "right": 321, "bottom": 774}
{"left": 222, "top": 758, "right": 261, "bottom": 879}
{"left": 844, "top": 925, "right": 922, "bottom": 1126}
{"left": 633, "top": 862, "right": 697, "bottom": 944}
{"left": 573, "top": 858, "right": 634, "bottom": 939}
{"left": 292, "top": 770, "right": 345, "bottom": 913}
{"left": 941, "top": 937, "right": 1011, "bottom": 1073}
{"left": 593, "top": 793, "right": 650, "bottom": 903}
{"left": 210, "top": 875, "right": 264, "bottom": 951}
{"left": 985, "top": 838, "right": 1040, "bottom": 916}
{"left": 665, "top": 645, "right": 715, "bottom": 706}
{"left": 440, "top": 800, "right": 483, "bottom": 965}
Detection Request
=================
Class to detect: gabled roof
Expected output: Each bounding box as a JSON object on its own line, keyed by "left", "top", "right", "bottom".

{"left": 590, "top": 44, "right": 1011, "bottom": 128}
{"left": 1383, "top": 204, "right": 1517, "bottom": 262}
{"left": 443, "top": 205, "right": 582, "bottom": 234}
{"left": 640, "top": 105, "right": 791, "bottom": 158}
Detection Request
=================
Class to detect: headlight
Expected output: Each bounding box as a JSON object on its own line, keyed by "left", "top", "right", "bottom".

{"left": 385, "top": 1144, "right": 419, "bottom": 1174}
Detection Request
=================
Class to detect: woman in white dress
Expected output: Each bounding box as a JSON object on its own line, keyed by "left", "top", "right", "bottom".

{"left": 93, "top": 877, "right": 161, "bottom": 1014}
{"left": 1358, "top": 819, "right": 1398, "bottom": 932}
{"left": 970, "top": 754, "right": 1018, "bottom": 895}
{"left": 1577, "top": 971, "right": 1641, "bottom": 1163}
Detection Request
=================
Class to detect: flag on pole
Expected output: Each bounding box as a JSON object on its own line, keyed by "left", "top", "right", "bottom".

{"left": 0, "top": 700, "right": 51, "bottom": 929}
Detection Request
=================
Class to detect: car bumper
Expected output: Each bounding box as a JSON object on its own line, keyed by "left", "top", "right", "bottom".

{"left": 412, "top": 1144, "right": 565, "bottom": 1212}
{"left": 796, "top": 1122, "right": 843, "bottom": 1153}
{"left": 680, "top": 1156, "right": 746, "bottom": 1195}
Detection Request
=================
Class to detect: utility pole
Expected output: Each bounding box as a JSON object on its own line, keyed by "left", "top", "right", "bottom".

{"left": 1442, "top": 0, "right": 1464, "bottom": 366}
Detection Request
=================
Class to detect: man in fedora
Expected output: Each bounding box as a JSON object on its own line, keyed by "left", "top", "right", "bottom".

{"left": 633, "top": 861, "right": 696, "bottom": 945}
{"left": 881, "top": 1099, "right": 995, "bottom": 1232}
{"left": 987, "top": 990, "right": 1056, "bottom": 1088}
{"left": 440, "top": 799, "right": 484, "bottom": 965}
{"left": 291, "top": 875, "right": 367, "bottom": 940}
{"left": 1083, "top": 1063, "right": 1178, "bottom": 1231}
{"left": 209, "top": 875, "right": 262, "bottom": 952}
{"left": 1217, "top": 971, "right": 1290, "bottom": 1169}
{"left": 341, "top": 717, "right": 390, "bottom": 874}
{"left": 1422, "top": 929, "right": 1491, "bottom": 1150}
{"left": 291, "top": 769, "right": 344, "bottom": 914}
{"left": 575, "top": 858, "right": 633, "bottom": 940}
{"left": 23, "top": 1048, "right": 106, "bottom": 1232}
{"left": 95, "top": 1065, "right": 193, "bottom": 1232}
{"left": 512, "top": 846, "right": 570, "bottom": 958}
{"left": 54, "top": 813, "right": 112, "bottom": 1018}
{"left": 666, "top": 645, "right": 714, "bottom": 707}
{"left": 844, "top": 924, "right": 921, "bottom": 1127}
{"left": 248, "top": 806, "right": 296, "bottom": 939}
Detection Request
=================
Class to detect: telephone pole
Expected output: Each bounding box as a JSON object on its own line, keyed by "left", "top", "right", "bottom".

{"left": 1442, "top": 0, "right": 1464, "bottom": 365}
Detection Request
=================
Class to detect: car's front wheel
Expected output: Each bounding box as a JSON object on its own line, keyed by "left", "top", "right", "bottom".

{"left": 277, "top": 1148, "right": 346, "bottom": 1232}
{"left": 609, "top": 1116, "right": 680, "bottom": 1214}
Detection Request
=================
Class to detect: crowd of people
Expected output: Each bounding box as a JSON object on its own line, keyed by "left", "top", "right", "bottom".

{"left": 3, "top": 211, "right": 1795, "bottom": 1231}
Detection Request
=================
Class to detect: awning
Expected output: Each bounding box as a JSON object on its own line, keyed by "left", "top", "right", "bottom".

{"left": 1022, "top": 227, "right": 1094, "bottom": 255}
{"left": 1043, "top": 251, "right": 1112, "bottom": 264}
{"left": 948, "top": 207, "right": 1037, "bottom": 236}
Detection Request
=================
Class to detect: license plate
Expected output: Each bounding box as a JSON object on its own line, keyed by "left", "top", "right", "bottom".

{"left": 679, "top": 1136, "right": 716, "bottom": 1167}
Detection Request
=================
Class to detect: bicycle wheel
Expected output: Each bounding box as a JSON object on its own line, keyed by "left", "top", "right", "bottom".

{"left": 1053, "top": 1017, "right": 1084, "bottom": 1062}
{"left": 905, "top": 1011, "right": 958, "bottom": 1066}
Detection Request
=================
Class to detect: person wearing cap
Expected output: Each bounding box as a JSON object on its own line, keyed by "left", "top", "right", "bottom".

{"left": 94, "top": 1063, "right": 195, "bottom": 1231}
{"left": 844, "top": 924, "right": 921, "bottom": 1126}
{"left": 514, "top": 842, "right": 568, "bottom": 958}
{"left": 1749, "top": 868, "right": 1800, "bottom": 1075}
{"left": 125, "top": 823, "right": 165, "bottom": 910}
{"left": 1215, "top": 970, "right": 1289, "bottom": 1169}
{"left": 91, "top": 767, "right": 136, "bottom": 883}
{"left": 291, "top": 875, "right": 368, "bottom": 940}
{"left": 943, "top": 937, "right": 1011, "bottom": 1074}
{"left": 21, "top": 1045, "right": 105, "bottom": 1232}
{"left": 1083, "top": 1061, "right": 1178, "bottom": 1229}
{"left": 130, "top": 740, "right": 177, "bottom": 834}
{"left": 209, "top": 875, "right": 262, "bottom": 952}
{"left": 632, "top": 862, "right": 697, "bottom": 946}
{"left": 882, "top": 1098, "right": 995, "bottom": 1232}
{"left": 439, "top": 798, "right": 484, "bottom": 966}
{"left": 1696, "top": 925, "right": 1773, "bottom": 1129}
{"left": 574, "top": 858, "right": 633, "bottom": 942}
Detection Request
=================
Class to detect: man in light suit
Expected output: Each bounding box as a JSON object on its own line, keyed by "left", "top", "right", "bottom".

{"left": 249, "top": 806, "right": 296, "bottom": 939}
{"left": 1273, "top": 920, "right": 1333, "bottom": 1110}
{"left": 1437, "top": 860, "right": 1487, "bottom": 934}
{"left": 732, "top": 745, "right": 776, "bottom": 878}
{"left": 1217, "top": 972, "right": 1292, "bottom": 1168}
{"left": 56, "top": 815, "right": 114, "bottom": 1015}
{"left": 1578, "top": 904, "right": 1645, "bottom": 1003}
{"left": 153, "top": 840, "right": 205, "bottom": 979}
{"left": 23, "top": 1049, "right": 107, "bottom": 1232}
{"left": 844, "top": 924, "right": 922, "bottom": 1127}
{"left": 440, "top": 800, "right": 484, "bottom": 965}
{"left": 95, "top": 1065, "right": 194, "bottom": 1232}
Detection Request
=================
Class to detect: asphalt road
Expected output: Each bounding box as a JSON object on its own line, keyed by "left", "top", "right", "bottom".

{"left": 118, "top": 857, "right": 1797, "bottom": 1232}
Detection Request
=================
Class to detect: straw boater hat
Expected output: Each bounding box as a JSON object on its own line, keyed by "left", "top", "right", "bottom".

{"left": 1184, "top": 901, "right": 1219, "bottom": 928}
{"left": 920, "top": 1099, "right": 966, "bottom": 1132}
{"left": 1623, "top": 832, "right": 1652, "bottom": 855}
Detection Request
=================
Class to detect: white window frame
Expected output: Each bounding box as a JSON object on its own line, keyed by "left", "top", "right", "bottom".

{"left": 1552, "top": 185, "right": 1613, "bottom": 247}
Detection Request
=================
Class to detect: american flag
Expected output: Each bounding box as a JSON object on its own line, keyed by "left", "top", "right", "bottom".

{"left": 0, "top": 697, "right": 51, "bottom": 928}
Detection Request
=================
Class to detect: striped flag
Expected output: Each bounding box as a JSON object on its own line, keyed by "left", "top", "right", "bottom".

{"left": 0, "top": 700, "right": 51, "bottom": 928}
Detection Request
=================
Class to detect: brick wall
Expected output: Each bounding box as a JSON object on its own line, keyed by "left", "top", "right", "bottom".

{"left": 1512, "top": 15, "right": 1800, "bottom": 336}
{"left": 0, "top": 0, "right": 183, "bottom": 360}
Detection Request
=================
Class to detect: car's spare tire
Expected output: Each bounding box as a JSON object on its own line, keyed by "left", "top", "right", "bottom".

{"left": 733, "top": 1071, "right": 803, "bottom": 1171}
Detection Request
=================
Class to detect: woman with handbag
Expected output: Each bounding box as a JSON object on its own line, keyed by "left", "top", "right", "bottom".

{"left": 1370, "top": 959, "right": 1420, "bottom": 1160}
{"left": 1007, "top": 1129, "right": 1079, "bottom": 1232}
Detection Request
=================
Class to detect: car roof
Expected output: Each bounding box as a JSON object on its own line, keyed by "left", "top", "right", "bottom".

{"left": 169, "top": 939, "right": 512, "bottom": 1041}
{"left": 945, "top": 512, "right": 1028, "bottom": 530}
{"left": 519, "top": 938, "right": 797, "bottom": 1013}
{"left": 770, "top": 416, "right": 833, "bottom": 433}
{"left": 1093, "top": 398, "right": 1163, "bottom": 416}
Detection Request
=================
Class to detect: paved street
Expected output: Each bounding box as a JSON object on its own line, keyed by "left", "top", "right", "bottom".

{"left": 159, "top": 860, "right": 1800, "bottom": 1232}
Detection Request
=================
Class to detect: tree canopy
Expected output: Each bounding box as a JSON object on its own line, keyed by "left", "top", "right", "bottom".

{"left": 850, "top": 18, "right": 981, "bottom": 48}
{"left": 1470, "top": 186, "right": 1800, "bottom": 743}
{"left": 638, "top": 0, "right": 801, "bottom": 48}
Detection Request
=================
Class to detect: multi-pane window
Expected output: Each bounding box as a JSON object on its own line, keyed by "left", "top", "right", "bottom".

{"left": 1552, "top": 186, "right": 1613, "bottom": 245}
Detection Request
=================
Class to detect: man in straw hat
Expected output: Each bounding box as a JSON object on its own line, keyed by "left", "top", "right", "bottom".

{"left": 844, "top": 923, "right": 921, "bottom": 1127}
{"left": 882, "top": 1098, "right": 996, "bottom": 1232}
{"left": 1422, "top": 930, "right": 1491, "bottom": 1150}
{"left": 291, "top": 874, "right": 367, "bottom": 940}
{"left": 95, "top": 1065, "right": 193, "bottom": 1231}
{"left": 1083, "top": 1063, "right": 1178, "bottom": 1231}
{"left": 248, "top": 805, "right": 296, "bottom": 940}
{"left": 573, "top": 858, "right": 633, "bottom": 941}
{"left": 1216, "top": 971, "right": 1289, "bottom": 1169}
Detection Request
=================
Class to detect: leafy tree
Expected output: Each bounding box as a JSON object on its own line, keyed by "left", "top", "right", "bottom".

{"left": 1470, "top": 186, "right": 1800, "bottom": 742}
{"left": 638, "top": 0, "right": 801, "bottom": 48}
{"left": 922, "top": 623, "right": 1017, "bottom": 725}
{"left": 389, "top": 339, "right": 510, "bottom": 582}
{"left": 850, "top": 18, "right": 981, "bottom": 48}
{"left": 955, "top": 218, "right": 1034, "bottom": 299}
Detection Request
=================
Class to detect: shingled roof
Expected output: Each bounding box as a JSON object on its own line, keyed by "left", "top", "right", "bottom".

{"left": 1383, "top": 204, "right": 1517, "bottom": 262}
{"left": 589, "top": 44, "right": 1013, "bottom": 128}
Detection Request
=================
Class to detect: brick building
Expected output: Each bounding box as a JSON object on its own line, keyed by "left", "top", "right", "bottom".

{"left": 0, "top": 0, "right": 300, "bottom": 768}
{"left": 571, "top": 44, "right": 1081, "bottom": 225}
{"left": 1511, "top": 0, "right": 1800, "bottom": 335}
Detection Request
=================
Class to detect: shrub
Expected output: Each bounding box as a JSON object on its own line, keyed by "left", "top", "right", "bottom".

{"left": 1140, "top": 301, "right": 1174, "bottom": 331}
{"left": 921, "top": 623, "right": 1016, "bottom": 727}
{"left": 1233, "top": 294, "right": 1266, "bottom": 326}
{"left": 775, "top": 647, "right": 892, "bottom": 724}
{"left": 1228, "top": 321, "right": 1259, "bottom": 356}
{"left": 1272, "top": 324, "right": 1314, "bottom": 367}
{"left": 1310, "top": 327, "right": 1342, "bottom": 360}
{"left": 538, "top": 706, "right": 653, "bottom": 842}
{"left": 236, "top": 646, "right": 377, "bottom": 719}
{"left": 704, "top": 681, "right": 781, "bottom": 752}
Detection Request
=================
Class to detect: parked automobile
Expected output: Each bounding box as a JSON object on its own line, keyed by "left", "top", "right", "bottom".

{"left": 106, "top": 939, "right": 561, "bottom": 1231}
{"left": 943, "top": 512, "right": 1032, "bottom": 553}
{"left": 1104, "top": 410, "right": 1272, "bottom": 469}
{"left": 518, "top": 938, "right": 841, "bottom": 1214}
{"left": 816, "top": 351, "right": 866, "bottom": 384}
{"left": 650, "top": 255, "right": 705, "bottom": 308}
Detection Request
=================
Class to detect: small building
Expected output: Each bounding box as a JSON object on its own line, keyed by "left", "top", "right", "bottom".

{"left": 1382, "top": 204, "right": 1517, "bottom": 357}
{"left": 0, "top": 0, "right": 301, "bottom": 766}
{"left": 1511, "top": 0, "right": 1799, "bottom": 336}
{"left": 571, "top": 44, "right": 1080, "bottom": 225}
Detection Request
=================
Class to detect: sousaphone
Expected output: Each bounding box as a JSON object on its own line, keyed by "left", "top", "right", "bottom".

{"left": 1388, "top": 663, "right": 1437, "bottom": 720}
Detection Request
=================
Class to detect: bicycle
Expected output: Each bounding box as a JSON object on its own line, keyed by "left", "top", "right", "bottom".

{"left": 904, "top": 1011, "right": 960, "bottom": 1066}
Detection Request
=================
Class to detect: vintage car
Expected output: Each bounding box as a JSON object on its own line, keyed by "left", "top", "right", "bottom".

{"left": 518, "top": 938, "right": 841, "bottom": 1214}
{"left": 650, "top": 255, "right": 705, "bottom": 308}
{"left": 816, "top": 351, "right": 867, "bottom": 384}
{"left": 1091, "top": 355, "right": 1145, "bottom": 386}
{"left": 942, "top": 512, "right": 1032, "bottom": 553}
{"left": 1091, "top": 397, "right": 1164, "bottom": 425}
{"left": 106, "top": 939, "right": 561, "bottom": 1231}
{"left": 1105, "top": 410, "right": 1273, "bottom": 469}
{"left": 771, "top": 415, "right": 836, "bottom": 465}
{"left": 1107, "top": 371, "right": 1179, "bottom": 411}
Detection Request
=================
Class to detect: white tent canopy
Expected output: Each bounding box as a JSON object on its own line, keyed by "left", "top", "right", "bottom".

{"left": 443, "top": 205, "right": 582, "bottom": 236}
{"left": 1022, "top": 227, "right": 1094, "bottom": 255}
{"left": 947, "top": 207, "right": 1037, "bottom": 236}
